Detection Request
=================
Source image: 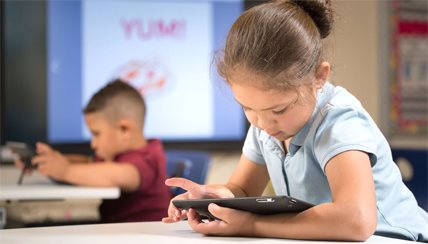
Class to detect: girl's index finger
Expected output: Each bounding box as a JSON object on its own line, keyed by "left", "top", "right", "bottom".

{"left": 165, "top": 177, "right": 202, "bottom": 194}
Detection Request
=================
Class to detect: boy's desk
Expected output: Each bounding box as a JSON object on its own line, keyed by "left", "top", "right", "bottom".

{"left": 0, "top": 221, "right": 415, "bottom": 244}
{"left": 0, "top": 165, "right": 119, "bottom": 200}
{"left": 0, "top": 165, "right": 120, "bottom": 227}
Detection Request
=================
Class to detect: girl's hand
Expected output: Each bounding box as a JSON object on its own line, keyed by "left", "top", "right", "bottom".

{"left": 187, "top": 203, "right": 256, "bottom": 237}
{"left": 162, "top": 177, "right": 234, "bottom": 223}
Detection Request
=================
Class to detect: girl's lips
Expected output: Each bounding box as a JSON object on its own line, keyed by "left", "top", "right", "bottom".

{"left": 269, "top": 131, "right": 281, "bottom": 137}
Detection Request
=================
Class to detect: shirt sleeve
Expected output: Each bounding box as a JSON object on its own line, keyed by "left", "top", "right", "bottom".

{"left": 242, "top": 125, "right": 266, "bottom": 165}
{"left": 314, "top": 105, "right": 378, "bottom": 172}
{"left": 117, "top": 153, "right": 157, "bottom": 192}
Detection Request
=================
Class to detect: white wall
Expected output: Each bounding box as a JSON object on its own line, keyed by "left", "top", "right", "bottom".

{"left": 325, "top": 0, "right": 380, "bottom": 124}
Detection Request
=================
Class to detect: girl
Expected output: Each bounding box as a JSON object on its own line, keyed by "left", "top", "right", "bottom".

{"left": 162, "top": 0, "right": 428, "bottom": 241}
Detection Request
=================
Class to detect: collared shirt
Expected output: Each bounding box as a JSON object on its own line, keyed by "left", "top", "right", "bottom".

{"left": 242, "top": 82, "right": 428, "bottom": 241}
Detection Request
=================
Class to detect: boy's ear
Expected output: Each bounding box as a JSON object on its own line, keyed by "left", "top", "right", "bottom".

{"left": 117, "top": 119, "right": 132, "bottom": 134}
{"left": 315, "top": 61, "right": 330, "bottom": 88}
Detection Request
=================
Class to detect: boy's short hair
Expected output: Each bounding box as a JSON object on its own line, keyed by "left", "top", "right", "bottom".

{"left": 83, "top": 79, "right": 146, "bottom": 129}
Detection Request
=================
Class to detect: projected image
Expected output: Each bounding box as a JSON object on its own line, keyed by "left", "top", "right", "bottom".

{"left": 82, "top": 1, "right": 213, "bottom": 139}
{"left": 48, "top": 0, "right": 244, "bottom": 143}
{"left": 114, "top": 60, "right": 171, "bottom": 96}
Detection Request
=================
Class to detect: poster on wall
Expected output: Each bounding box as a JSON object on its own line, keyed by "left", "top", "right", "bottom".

{"left": 389, "top": 0, "right": 428, "bottom": 136}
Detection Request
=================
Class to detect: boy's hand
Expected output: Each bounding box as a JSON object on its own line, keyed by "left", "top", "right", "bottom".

{"left": 162, "top": 177, "right": 234, "bottom": 223}
{"left": 32, "top": 142, "right": 71, "bottom": 181}
{"left": 14, "top": 157, "right": 34, "bottom": 175}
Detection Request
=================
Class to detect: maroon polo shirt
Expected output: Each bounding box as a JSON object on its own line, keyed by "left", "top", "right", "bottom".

{"left": 99, "top": 139, "right": 171, "bottom": 223}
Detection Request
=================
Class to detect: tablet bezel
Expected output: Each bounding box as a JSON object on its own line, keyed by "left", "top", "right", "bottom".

{"left": 173, "top": 195, "right": 314, "bottom": 219}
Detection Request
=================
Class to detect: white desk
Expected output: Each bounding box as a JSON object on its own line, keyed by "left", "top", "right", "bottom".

{"left": 0, "top": 221, "right": 415, "bottom": 244}
{"left": 0, "top": 166, "right": 120, "bottom": 200}
{"left": 0, "top": 165, "right": 120, "bottom": 227}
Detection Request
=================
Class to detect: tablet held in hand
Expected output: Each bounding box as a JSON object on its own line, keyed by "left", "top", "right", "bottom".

{"left": 173, "top": 196, "right": 314, "bottom": 219}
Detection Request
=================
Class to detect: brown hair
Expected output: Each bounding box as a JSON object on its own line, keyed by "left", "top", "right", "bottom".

{"left": 83, "top": 79, "right": 146, "bottom": 129}
{"left": 216, "top": 0, "right": 334, "bottom": 90}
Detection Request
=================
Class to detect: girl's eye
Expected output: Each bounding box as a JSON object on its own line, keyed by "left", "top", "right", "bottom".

{"left": 272, "top": 107, "right": 288, "bottom": 115}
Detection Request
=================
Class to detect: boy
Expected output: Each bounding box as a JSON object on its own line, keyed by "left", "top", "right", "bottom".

{"left": 18, "top": 79, "right": 171, "bottom": 223}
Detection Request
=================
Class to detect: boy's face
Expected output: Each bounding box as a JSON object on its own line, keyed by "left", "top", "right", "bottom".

{"left": 84, "top": 112, "right": 125, "bottom": 161}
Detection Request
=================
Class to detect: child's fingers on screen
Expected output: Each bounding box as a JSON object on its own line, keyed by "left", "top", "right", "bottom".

{"left": 165, "top": 177, "right": 202, "bottom": 193}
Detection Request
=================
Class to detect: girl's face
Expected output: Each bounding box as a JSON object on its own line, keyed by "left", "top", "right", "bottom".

{"left": 230, "top": 74, "right": 317, "bottom": 141}
{"left": 84, "top": 112, "right": 125, "bottom": 160}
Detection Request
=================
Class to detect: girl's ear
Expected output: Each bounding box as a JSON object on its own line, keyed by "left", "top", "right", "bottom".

{"left": 315, "top": 61, "right": 330, "bottom": 88}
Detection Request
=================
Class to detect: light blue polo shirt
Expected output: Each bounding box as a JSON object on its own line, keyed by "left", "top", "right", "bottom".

{"left": 243, "top": 82, "right": 428, "bottom": 241}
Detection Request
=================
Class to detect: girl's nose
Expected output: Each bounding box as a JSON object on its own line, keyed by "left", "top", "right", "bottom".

{"left": 257, "top": 117, "right": 266, "bottom": 130}
{"left": 257, "top": 115, "right": 272, "bottom": 131}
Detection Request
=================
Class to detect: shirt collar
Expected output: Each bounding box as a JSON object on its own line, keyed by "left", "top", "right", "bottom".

{"left": 290, "top": 82, "right": 334, "bottom": 150}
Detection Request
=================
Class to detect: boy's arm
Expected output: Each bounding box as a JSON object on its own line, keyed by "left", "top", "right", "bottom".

{"left": 64, "top": 154, "right": 92, "bottom": 164}
{"left": 60, "top": 162, "right": 140, "bottom": 192}
{"left": 32, "top": 143, "right": 140, "bottom": 191}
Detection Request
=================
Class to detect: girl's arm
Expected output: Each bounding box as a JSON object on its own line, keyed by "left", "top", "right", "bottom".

{"left": 188, "top": 150, "right": 377, "bottom": 241}
{"left": 252, "top": 150, "right": 377, "bottom": 241}
{"left": 225, "top": 154, "right": 271, "bottom": 197}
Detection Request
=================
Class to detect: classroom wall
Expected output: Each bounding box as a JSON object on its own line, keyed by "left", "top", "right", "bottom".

{"left": 324, "top": 0, "right": 380, "bottom": 124}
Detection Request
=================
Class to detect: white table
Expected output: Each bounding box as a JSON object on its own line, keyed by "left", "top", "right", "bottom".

{"left": 0, "top": 221, "right": 415, "bottom": 244}
{"left": 0, "top": 166, "right": 120, "bottom": 227}
{"left": 0, "top": 166, "right": 120, "bottom": 200}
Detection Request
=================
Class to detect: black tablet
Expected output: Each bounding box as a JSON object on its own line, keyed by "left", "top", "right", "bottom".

{"left": 6, "top": 141, "right": 37, "bottom": 169}
{"left": 173, "top": 196, "right": 314, "bottom": 219}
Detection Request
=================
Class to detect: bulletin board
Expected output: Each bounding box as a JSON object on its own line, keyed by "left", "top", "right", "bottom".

{"left": 389, "top": 0, "right": 428, "bottom": 136}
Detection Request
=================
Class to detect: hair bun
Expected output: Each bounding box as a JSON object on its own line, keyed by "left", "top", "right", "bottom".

{"left": 291, "top": 0, "right": 334, "bottom": 39}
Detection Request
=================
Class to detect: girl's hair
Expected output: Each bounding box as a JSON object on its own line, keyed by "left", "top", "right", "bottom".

{"left": 216, "top": 0, "right": 334, "bottom": 90}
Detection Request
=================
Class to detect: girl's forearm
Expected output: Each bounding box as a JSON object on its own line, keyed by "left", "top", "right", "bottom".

{"left": 225, "top": 182, "right": 250, "bottom": 198}
{"left": 252, "top": 202, "right": 376, "bottom": 241}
